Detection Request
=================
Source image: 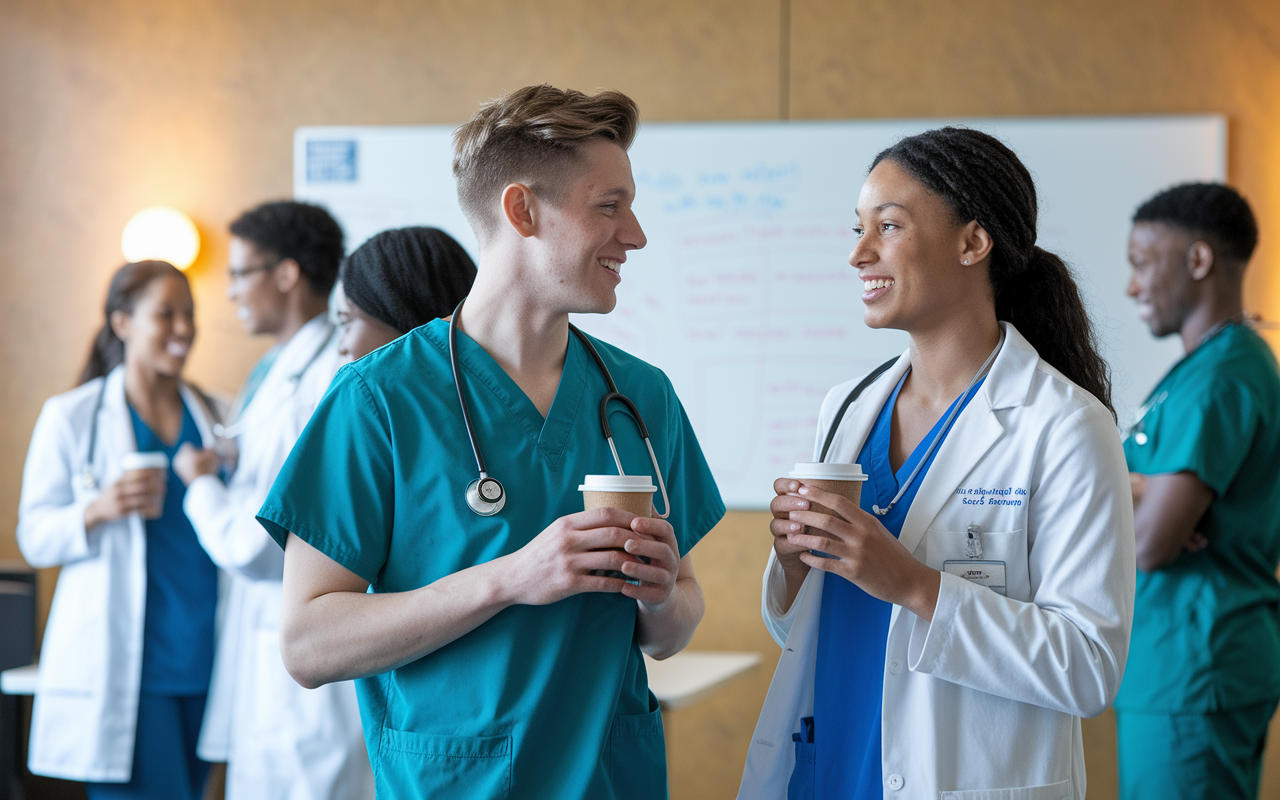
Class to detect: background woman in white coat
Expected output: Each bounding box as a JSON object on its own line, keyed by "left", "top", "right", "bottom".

{"left": 740, "top": 128, "right": 1135, "bottom": 799}
{"left": 18, "top": 261, "right": 222, "bottom": 800}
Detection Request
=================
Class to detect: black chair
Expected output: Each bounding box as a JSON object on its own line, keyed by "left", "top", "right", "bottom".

{"left": 0, "top": 562, "right": 36, "bottom": 800}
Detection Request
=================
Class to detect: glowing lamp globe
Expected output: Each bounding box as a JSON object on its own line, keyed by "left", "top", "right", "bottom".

{"left": 121, "top": 206, "right": 201, "bottom": 270}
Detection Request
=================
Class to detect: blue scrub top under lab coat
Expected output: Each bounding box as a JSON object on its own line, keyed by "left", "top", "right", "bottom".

{"left": 258, "top": 319, "right": 725, "bottom": 800}
{"left": 129, "top": 403, "right": 217, "bottom": 695}
{"left": 794, "top": 372, "right": 981, "bottom": 799}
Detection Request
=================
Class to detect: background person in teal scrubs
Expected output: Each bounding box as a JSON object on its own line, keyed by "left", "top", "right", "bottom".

{"left": 259, "top": 85, "right": 725, "bottom": 800}
{"left": 1117, "top": 183, "right": 1280, "bottom": 800}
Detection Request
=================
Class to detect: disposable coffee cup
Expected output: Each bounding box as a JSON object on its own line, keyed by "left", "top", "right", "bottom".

{"left": 121, "top": 451, "right": 169, "bottom": 520}
{"left": 579, "top": 475, "right": 656, "bottom": 517}
{"left": 787, "top": 462, "right": 868, "bottom": 559}
{"left": 580, "top": 475, "right": 657, "bottom": 581}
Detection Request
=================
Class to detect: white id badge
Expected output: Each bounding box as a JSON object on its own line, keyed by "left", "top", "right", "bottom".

{"left": 943, "top": 560, "right": 1007, "bottom": 596}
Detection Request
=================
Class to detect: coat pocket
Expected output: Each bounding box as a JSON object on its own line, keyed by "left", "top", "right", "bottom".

{"left": 925, "top": 527, "right": 1030, "bottom": 600}
{"left": 376, "top": 728, "right": 512, "bottom": 800}
{"left": 941, "top": 778, "right": 1071, "bottom": 800}
{"left": 608, "top": 705, "right": 668, "bottom": 800}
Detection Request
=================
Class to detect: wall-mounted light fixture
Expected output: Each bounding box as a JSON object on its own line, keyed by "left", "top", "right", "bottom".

{"left": 121, "top": 206, "right": 201, "bottom": 270}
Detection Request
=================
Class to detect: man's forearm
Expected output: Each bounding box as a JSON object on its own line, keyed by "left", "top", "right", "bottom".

{"left": 281, "top": 539, "right": 517, "bottom": 688}
{"left": 636, "top": 573, "right": 704, "bottom": 660}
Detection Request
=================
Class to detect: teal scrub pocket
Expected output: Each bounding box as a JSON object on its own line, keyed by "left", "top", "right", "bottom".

{"left": 608, "top": 705, "right": 669, "bottom": 799}
{"left": 376, "top": 728, "right": 512, "bottom": 800}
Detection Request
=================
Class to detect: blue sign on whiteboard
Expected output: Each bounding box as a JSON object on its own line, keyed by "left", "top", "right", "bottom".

{"left": 306, "top": 140, "right": 357, "bottom": 182}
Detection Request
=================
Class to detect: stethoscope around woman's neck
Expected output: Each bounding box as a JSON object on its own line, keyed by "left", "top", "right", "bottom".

{"left": 80, "top": 371, "right": 220, "bottom": 491}
{"left": 448, "top": 298, "right": 671, "bottom": 518}
{"left": 819, "top": 327, "right": 1005, "bottom": 518}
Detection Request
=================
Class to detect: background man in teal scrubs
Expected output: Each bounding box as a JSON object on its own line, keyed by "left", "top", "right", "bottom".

{"left": 1116, "top": 183, "right": 1280, "bottom": 800}
{"left": 258, "top": 86, "right": 725, "bottom": 799}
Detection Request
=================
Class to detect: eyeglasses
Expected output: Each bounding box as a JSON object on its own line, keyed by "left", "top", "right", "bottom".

{"left": 226, "top": 262, "right": 278, "bottom": 281}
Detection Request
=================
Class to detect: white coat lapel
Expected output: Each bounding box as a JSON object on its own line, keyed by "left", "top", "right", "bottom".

{"left": 180, "top": 383, "right": 219, "bottom": 447}
{"left": 102, "top": 367, "right": 137, "bottom": 475}
{"left": 897, "top": 402, "right": 1004, "bottom": 557}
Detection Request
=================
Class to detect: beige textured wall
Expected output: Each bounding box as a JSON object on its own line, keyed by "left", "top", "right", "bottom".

{"left": 2, "top": 2, "right": 1278, "bottom": 798}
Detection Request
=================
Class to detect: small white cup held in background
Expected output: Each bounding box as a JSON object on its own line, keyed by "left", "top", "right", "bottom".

{"left": 120, "top": 451, "right": 169, "bottom": 520}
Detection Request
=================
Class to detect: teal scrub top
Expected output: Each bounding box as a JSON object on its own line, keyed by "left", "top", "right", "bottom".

{"left": 1117, "top": 324, "right": 1280, "bottom": 712}
{"left": 257, "top": 319, "right": 726, "bottom": 800}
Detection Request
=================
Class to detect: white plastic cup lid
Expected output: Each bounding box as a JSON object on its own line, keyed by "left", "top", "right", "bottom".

{"left": 788, "top": 462, "right": 867, "bottom": 481}
{"left": 578, "top": 475, "right": 657, "bottom": 493}
{"left": 121, "top": 451, "right": 169, "bottom": 471}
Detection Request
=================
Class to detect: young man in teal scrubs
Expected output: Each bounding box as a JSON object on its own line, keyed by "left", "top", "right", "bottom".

{"left": 1116, "top": 183, "right": 1280, "bottom": 800}
{"left": 257, "top": 86, "right": 725, "bottom": 799}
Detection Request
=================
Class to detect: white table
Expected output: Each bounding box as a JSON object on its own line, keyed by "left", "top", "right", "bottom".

{"left": 644, "top": 651, "right": 762, "bottom": 711}
{"left": 0, "top": 664, "right": 36, "bottom": 696}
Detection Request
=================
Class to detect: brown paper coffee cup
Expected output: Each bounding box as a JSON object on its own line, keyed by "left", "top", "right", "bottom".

{"left": 799, "top": 478, "right": 863, "bottom": 516}
{"left": 787, "top": 463, "right": 868, "bottom": 558}
{"left": 581, "top": 490, "right": 653, "bottom": 518}
{"left": 580, "top": 475, "right": 657, "bottom": 579}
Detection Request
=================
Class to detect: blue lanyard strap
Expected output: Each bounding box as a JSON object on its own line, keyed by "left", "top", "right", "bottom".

{"left": 870, "top": 329, "right": 1004, "bottom": 517}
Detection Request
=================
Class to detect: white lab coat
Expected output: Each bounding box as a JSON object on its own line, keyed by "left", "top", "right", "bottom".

{"left": 739, "top": 324, "right": 1135, "bottom": 800}
{"left": 16, "top": 366, "right": 222, "bottom": 782}
{"left": 182, "top": 315, "right": 373, "bottom": 800}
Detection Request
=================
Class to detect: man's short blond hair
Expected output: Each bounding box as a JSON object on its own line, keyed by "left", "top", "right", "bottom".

{"left": 452, "top": 85, "right": 640, "bottom": 243}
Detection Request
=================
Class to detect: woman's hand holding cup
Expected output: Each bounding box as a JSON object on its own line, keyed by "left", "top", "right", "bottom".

{"left": 84, "top": 452, "right": 168, "bottom": 529}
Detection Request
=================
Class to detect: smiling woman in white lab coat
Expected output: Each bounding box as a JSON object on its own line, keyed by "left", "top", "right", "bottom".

{"left": 739, "top": 128, "right": 1135, "bottom": 800}
{"left": 17, "top": 261, "right": 222, "bottom": 800}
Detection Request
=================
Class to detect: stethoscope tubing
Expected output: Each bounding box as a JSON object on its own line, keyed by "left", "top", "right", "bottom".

{"left": 449, "top": 298, "right": 671, "bottom": 519}
{"left": 868, "top": 328, "right": 1005, "bottom": 517}
{"left": 211, "top": 327, "right": 337, "bottom": 441}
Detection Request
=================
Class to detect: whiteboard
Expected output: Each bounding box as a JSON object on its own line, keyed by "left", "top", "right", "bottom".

{"left": 295, "top": 116, "right": 1224, "bottom": 509}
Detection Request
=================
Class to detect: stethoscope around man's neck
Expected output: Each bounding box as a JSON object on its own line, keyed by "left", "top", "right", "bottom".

{"left": 449, "top": 298, "right": 671, "bottom": 518}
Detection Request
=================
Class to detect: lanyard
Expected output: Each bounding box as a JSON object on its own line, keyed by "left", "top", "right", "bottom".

{"left": 871, "top": 329, "right": 1005, "bottom": 517}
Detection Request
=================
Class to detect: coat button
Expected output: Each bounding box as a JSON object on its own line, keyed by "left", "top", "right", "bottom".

{"left": 887, "top": 773, "right": 904, "bottom": 790}
{"left": 888, "top": 659, "right": 902, "bottom": 675}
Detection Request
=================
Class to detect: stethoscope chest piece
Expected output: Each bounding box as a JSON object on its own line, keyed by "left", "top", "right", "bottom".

{"left": 466, "top": 476, "right": 506, "bottom": 516}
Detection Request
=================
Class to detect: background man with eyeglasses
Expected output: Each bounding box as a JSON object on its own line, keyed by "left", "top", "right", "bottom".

{"left": 172, "top": 201, "right": 374, "bottom": 800}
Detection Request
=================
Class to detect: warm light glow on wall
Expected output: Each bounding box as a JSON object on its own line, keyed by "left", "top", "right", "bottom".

{"left": 121, "top": 206, "right": 201, "bottom": 270}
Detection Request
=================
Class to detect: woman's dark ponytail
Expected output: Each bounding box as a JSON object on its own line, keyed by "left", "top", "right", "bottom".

{"left": 996, "top": 246, "right": 1111, "bottom": 415}
{"left": 77, "top": 261, "right": 186, "bottom": 385}
{"left": 870, "top": 127, "right": 1115, "bottom": 418}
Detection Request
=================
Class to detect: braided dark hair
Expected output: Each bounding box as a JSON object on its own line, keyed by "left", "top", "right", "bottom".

{"left": 78, "top": 261, "right": 187, "bottom": 385}
{"left": 340, "top": 227, "right": 477, "bottom": 334}
{"left": 871, "top": 127, "right": 1114, "bottom": 418}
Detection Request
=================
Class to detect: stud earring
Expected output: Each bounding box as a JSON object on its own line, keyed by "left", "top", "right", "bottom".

{"left": 962, "top": 258, "right": 969, "bottom": 265}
